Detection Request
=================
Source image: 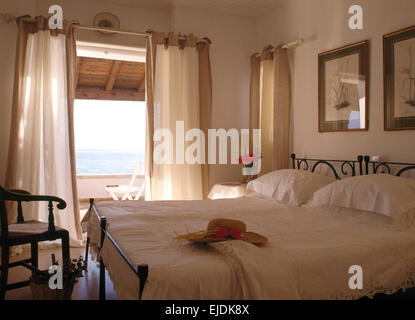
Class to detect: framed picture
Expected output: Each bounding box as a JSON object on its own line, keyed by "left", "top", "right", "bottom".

{"left": 384, "top": 25, "right": 415, "bottom": 131}
{"left": 318, "top": 40, "right": 369, "bottom": 132}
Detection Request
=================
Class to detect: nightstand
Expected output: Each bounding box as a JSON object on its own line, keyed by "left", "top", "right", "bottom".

{"left": 208, "top": 182, "right": 248, "bottom": 200}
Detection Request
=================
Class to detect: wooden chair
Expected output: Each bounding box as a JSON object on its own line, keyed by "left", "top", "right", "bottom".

{"left": 0, "top": 186, "right": 70, "bottom": 300}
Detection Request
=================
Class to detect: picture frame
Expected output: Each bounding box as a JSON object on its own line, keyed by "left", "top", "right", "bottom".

{"left": 318, "top": 40, "right": 369, "bottom": 132}
{"left": 384, "top": 25, "right": 415, "bottom": 131}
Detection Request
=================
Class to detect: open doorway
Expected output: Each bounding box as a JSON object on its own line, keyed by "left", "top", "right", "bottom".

{"left": 74, "top": 41, "right": 146, "bottom": 201}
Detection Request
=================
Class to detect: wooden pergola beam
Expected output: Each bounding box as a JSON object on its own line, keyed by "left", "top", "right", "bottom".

{"left": 76, "top": 87, "right": 145, "bottom": 101}
{"left": 75, "top": 56, "right": 81, "bottom": 88}
{"left": 137, "top": 78, "right": 145, "bottom": 93}
{"left": 105, "top": 60, "right": 122, "bottom": 91}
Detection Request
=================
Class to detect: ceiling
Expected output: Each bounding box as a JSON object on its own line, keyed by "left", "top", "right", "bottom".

{"left": 85, "top": 0, "right": 285, "bottom": 18}
{"left": 76, "top": 56, "right": 145, "bottom": 101}
{"left": 76, "top": 41, "right": 146, "bottom": 63}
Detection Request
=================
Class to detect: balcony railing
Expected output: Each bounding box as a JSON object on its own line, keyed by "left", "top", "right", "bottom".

{"left": 77, "top": 174, "right": 144, "bottom": 200}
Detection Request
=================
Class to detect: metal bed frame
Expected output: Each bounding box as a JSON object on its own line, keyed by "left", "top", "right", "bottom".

{"left": 87, "top": 199, "right": 148, "bottom": 300}
{"left": 86, "top": 153, "right": 415, "bottom": 300}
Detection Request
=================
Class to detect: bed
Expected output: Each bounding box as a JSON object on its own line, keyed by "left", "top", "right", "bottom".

{"left": 84, "top": 154, "right": 415, "bottom": 300}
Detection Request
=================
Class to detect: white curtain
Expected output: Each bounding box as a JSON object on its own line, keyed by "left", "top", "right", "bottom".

{"left": 250, "top": 46, "right": 291, "bottom": 176}
{"left": 151, "top": 43, "right": 203, "bottom": 200}
{"left": 14, "top": 31, "right": 81, "bottom": 244}
{"left": 260, "top": 59, "right": 275, "bottom": 175}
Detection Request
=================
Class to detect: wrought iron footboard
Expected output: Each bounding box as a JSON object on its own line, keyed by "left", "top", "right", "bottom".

{"left": 86, "top": 199, "right": 148, "bottom": 300}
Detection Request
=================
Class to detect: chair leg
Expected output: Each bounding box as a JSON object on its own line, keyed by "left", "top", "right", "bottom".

{"left": 31, "top": 242, "right": 38, "bottom": 274}
{"left": 84, "top": 237, "right": 90, "bottom": 269}
{"left": 0, "top": 245, "right": 10, "bottom": 300}
{"left": 61, "top": 231, "right": 70, "bottom": 268}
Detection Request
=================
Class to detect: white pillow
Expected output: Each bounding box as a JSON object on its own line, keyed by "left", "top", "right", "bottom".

{"left": 308, "top": 174, "right": 415, "bottom": 220}
{"left": 247, "top": 169, "right": 336, "bottom": 206}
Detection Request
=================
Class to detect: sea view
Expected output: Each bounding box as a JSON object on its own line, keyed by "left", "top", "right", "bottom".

{"left": 76, "top": 150, "right": 145, "bottom": 175}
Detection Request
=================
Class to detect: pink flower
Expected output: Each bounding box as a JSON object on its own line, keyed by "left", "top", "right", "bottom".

{"left": 215, "top": 227, "right": 242, "bottom": 239}
{"left": 215, "top": 227, "right": 228, "bottom": 238}
{"left": 240, "top": 155, "right": 256, "bottom": 165}
{"left": 229, "top": 228, "right": 241, "bottom": 239}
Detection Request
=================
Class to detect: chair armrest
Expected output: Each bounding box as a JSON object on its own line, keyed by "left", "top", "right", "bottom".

{"left": 5, "top": 189, "right": 67, "bottom": 210}
{"left": 8, "top": 189, "right": 31, "bottom": 195}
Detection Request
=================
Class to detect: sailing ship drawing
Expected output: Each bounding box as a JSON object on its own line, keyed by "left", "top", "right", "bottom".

{"left": 401, "top": 46, "right": 415, "bottom": 107}
{"left": 332, "top": 58, "right": 351, "bottom": 110}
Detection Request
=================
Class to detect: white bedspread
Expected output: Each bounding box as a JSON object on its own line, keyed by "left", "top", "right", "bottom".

{"left": 88, "top": 195, "right": 415, "bottom": 300}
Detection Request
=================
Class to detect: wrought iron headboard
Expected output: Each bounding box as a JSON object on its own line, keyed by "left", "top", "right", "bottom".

{"left": 361, "top": 156, "right": 415, "bottom": 177}
{"left": 291, "top": 153, "right": 415, "bottom": 179}
{"left": 291, "top": 154, "right": 364, "bottom": 180}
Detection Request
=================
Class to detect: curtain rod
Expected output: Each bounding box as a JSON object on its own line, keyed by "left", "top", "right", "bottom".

{"left": 74, "top": 25, "right": 210, "bottom": 43}
{"left": 0, "top": 14, "right": 210, "bottom": 43}
{"left": 74, "top": 24, "right": 150, "bottom": 37}
{"left": 282, "top": 38, "right": 303, "bottom": 49}
{"left": 0, "top": 15, "right": 151, "bottom": 37}
{"left": 1, "top": 12, "right": 17, "bottom": 22}
{"left": 254, "top": 38, "right": 303, "bottom": 57}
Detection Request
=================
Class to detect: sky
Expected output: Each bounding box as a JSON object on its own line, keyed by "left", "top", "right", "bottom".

{"left": 74, "top": 99, "right": 146, "bottom": 152}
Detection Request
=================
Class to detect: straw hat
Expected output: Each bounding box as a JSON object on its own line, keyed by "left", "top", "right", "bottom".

{"left": 175, "top": 219, "right": 268, "bottom": 245}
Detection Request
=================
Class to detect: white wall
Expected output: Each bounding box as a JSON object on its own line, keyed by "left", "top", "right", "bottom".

{"left": 35, "top": 0, "right": 171, "bottom": 48}
{"left": 256, "top": 0, "right": 415, "bottom": 162}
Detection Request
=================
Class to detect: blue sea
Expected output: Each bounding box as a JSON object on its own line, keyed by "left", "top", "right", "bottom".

{"left": 76, "top": 150, "right": 145, "bottom": 174}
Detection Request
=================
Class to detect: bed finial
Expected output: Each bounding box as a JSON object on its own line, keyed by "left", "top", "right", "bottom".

{"left": 363, "top": 155, "right": 370, "bottom": 175}
{"left": 291, "top": 154, "right": 296, "bottom": 169}
{"left": 357, "top": 155, "right": 363, "bottom": 175}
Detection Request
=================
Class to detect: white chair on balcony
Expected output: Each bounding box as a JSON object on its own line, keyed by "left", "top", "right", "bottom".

{"left": 105, "top": 161, "right": 145, "bottom": 200}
